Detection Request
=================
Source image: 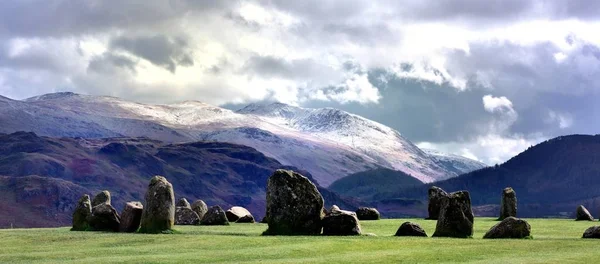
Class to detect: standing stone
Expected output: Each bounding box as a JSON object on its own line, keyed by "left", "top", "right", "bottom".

{"left": 498, "top": 187, "right": 517, "bottom": 220}
{"left": 119, "top": 201, "right": 143, "bottom": 233}
{"left": 263, "top": 170, "right": 325, "bottom": 235}
{"left": 175, "top": 207, "right": 200, "bottom": 225}
{"left": 583, "top": 226, "right": 600, "bottom": 238}
{"left": 191, "top": 200, "right": 208, "bottom": 220}
{"left": 356, "top": 207, "right": 380, "bottom": 220}
{"left": 576, "top": 205, "right": 594, "bottom": 221}
{"left": 432, "top": 191, "right": 474, "bottom": 238}
{"left": 427, "top": 186, "right": 448, "bottom": 220}
{"left": 91, "top": 190, "right": 111, "bottom": 207}
{"left": 483, "top": 217, "right": 531, "bottom": 239}
{"left": 139, "top": 176, "right": 175, "bottom": 234}
{"left": 322, "top": 209, "right": 361, "bottom": 236}
{"left": 200, "top": 205, "right": 230, "bottom": 225}
{"left": 395, "top": 222, "right": 428, "bottom": 237}
{"left": 88, "top": 203, "right": 120, "bottom": 232}
{"left": 176, "top": 198, "right": 191, "bottom": 208}
{"left": 71, "top": 194, "right": 92, "bottom": 231}
{"left": 226, "top": 206, "right": 255, "bottom": 223}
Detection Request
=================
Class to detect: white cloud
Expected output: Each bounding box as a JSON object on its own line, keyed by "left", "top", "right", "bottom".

{"left": 546, "top": 110, "right": 573, "bottom": 129}
{"left": 482, "top": 95, "right": 514, "bottom": 113}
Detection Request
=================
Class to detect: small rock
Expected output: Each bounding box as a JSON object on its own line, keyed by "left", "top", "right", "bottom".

{"left": 498, "top": 187, "right": 517, "bottom": 220}
{"left": 71, "top": 194, "right": 92, "bottom": 231}
{"left": 88, "top": 203, "right": 120, "bottom": 232}
{"left": 226, "top": 206, "right": 255, "bottom": 223}
{"left": 191, "top": 200, "right": 208, "bottom": 220}
{"left": 330, "top": 205, "right": 341, "bottom": 212}
{"left": 139, "top": 176, "right": 175, "bottom": 234}
{"left": 483, "top": 217, "right": 531, "bottom": 239}
{"left": 583, "top": 226, "right": 600, "bottom": 238}
{"left": 175, "top": 207, "right": 200, "bottom": 225}
{"left": 432, "top": 190, "right": 474, "bottom": 238}
{"left": 119, "top": 201, "right": 143, "bottom": 233}
{"left": 91, "top": 190, "right": 111, "bottom": 207}
{"left": 576, "top": 205, "right": 594, "bottom": 221}
{"left": 427, "top": 186, "right": 448, "bottom": 220}
{"left": 176, "top": 198, "right": 191, "bottom": 208}
{"left": 201, "top": 205, "right": 230, "bottom": 225}
{"left": 356, "top": 207, "right": 380, "bottom": 220}
{"left": 395, "top": 222, "right": 427, "bottom": 237}
{"left": 322, "top": 209, "right": 361, "bottom": 236}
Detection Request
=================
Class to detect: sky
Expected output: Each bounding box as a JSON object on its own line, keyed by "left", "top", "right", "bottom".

{"left": 1, "top": 0, "right": 600, "bottom": 165}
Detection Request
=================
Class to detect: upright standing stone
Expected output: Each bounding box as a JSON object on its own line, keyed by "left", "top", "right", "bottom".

{"left": 176, "top": 198, "right": 191, "bottom": 208}
{"left": 432, "top": 191, "right": 474, "bottom": 238}
{"left": 498, "top": 187, "right": 517, "bottom": 220}
{"left": 119, "top": 201, "right": 143, "bottom": 233}
{"left": 71, "top": 194, "right": 92, "bottom": 231}
{"left": 92, "top": 190, "right": 111, "bottom": 207}
{"left": 200, "top": 205, "right": 229, "bottom": 225}
{"left": 226, "top": 206, "right": 255, "bottom": 223}
{"left": 139, "top": 176, "right": 175, "bottom": 234}
{"left": 322, "top": 209, "right": 361, "bottom": 236}
{"left": 356, "top": 207, "right": 380, "bottom": 220}
{"left": 576, "top": 205, "right": 594, "bottom": 221}
{"left": 191, "top": 200, "right": 208, "bottom": 220}
{"left": 88, "top": 203, "right": 121, "bottom": 232}
{"left": 263, "top": 170, "right": 325, "bottom": 235}
{"left": 427, "top": 186, "right": 448, "bottom": 220}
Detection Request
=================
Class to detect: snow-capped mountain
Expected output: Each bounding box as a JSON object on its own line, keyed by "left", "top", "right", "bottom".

{"left": 0, "top": 92, "right": 483, "bottom": 186}
{"left": 423, "top": 149, "right": 488, "bottom": 175}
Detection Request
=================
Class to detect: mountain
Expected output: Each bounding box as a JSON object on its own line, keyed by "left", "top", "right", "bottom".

{"left": 0, "top": 132, "right": 357, "bottom": 228}
{"left": 378, "top": 135, "right": 600, "bottom": 217}
{"left": 0, "top": 92, "right": 483, "bottom": 186}
{"left": 328, "top": 168, "right": 424, "bottom": 201}
{"left": 423, "top": 149, "right": 488, "bottom": 176}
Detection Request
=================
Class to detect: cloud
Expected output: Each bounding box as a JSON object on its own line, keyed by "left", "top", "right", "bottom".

{"left": 110, "top": 35, "right": 194, "bottom": 73}
{"left": 482, "top": 95, "right": 514, "bottom": 113}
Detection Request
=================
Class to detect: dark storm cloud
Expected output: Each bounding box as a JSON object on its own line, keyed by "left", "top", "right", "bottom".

{"left": 241, "top": 55, "right": 328, "bottom": 79}
{"left": 110, "top": 35, "right": 194, "bottom": 73}
{"left": 87, "top": 52, "right": 138, "bottom": 74}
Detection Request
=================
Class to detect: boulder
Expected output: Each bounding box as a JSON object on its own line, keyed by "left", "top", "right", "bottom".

{"left": 139, "top": 176, "right": 175, "bottom": 234}
{"left": 427, "top": 186, "right": 448, "bottom": 220}
{"left": 119, "top": 201, "right": 143, "bottom": 233}
{"left": 88, "top": 203, "right": 120, "bottom": 232}
{"left": 498, "top": 187, "right": 517, "bottom": 220}
{"left": 200, "top": 205, "right": 230, "bottom": 225}
{"left": 71, "top": 194, "right": 92, "bottom": 231}
{"left": 330, "top": 205, "right": 341, "bottom": 212}
{"left": 576, "top": 205, "right": 594, "bottom": 221}
{"left": 483, "top": 217, "right": 531, "bottom": 239}
{"left": 191, "top": 200, "right": 208, "bottom": 220}
{"left": 583, "top": 226, "right": 600, "bottom": 239}
{"left": 176, "top": 198, "right": 191, "bottom": 208}
{"left": 432, "top": 190, "right": 474, "bottom": 238}
{"left": 356, "top": 207, "right": 380, "bottom": 220}
{"left": 395, "top": 222, "right": 428, "bottom": 237}
{"left": 175, "top": 207, "right": 200, "bottom": 225}
{"left": 226, "top": 206, "right": 255, "bottom": 223}
{"left": 322, "top": 209, "right": 361, "bottom": 236}
{"left": 263, "top": 170, "right": 325, "bottom": 235}
{"left": 91, "top": 190, "right": 111, "bottom": 207}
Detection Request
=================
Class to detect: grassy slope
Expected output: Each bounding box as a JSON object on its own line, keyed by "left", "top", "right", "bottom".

{"left": 1, "top": 218, "right": 599, "bottom": 263}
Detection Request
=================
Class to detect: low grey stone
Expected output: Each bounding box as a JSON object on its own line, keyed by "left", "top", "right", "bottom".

{"left": 395, "top": 222, "right": 427, "bottom": 237}
{"left": 484, "top": 217, "right": 531, "bottom": 239}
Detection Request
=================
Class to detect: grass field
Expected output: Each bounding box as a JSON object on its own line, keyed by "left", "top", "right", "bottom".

{"left": 0, "top": 218, "right": 598, "bottom": 263}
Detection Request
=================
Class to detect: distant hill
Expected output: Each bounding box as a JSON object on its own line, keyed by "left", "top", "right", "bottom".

{"left": 329, "top": 168, "right": 424, "bottom": 201}
{"left": 379, "top": 135, "right": 600, "bottom": 217}
{"left": 0, "top": 132, "right": 357, "bottom": 228}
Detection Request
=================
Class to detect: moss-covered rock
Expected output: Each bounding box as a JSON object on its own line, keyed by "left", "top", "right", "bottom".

{"left": 356, "top": 207, "right": 380, "bottom": 220}
{"left": 91, "top": 190, "right": 111, "bottom": 207}
{"left": 263, "top": 170, "right": 324, "bottom": 235}
{"left": 88, "top": 203, "right": 120, "bottom": 232}
{"left": 498, "top": 187, "right": 517, "bottom": 220}
{"left": 200, "top": 205, "right": 229, "bottom": 225}
{"left": 119, "top": 201, "right": 143, "bottom": 233}
{"left": 484, "top": 217, "right": 531, "bottom": 239}
{"left": 427, "top": 186, "right": 448, "bottom": 220}
{"left": 432, "top": 190, "right": 474, "bottom": 238}
{"left": 395, "top": 222, "right": 428, "bottom": 237}
{"left": 139, "top": 176, "right": 175, "bottom": 234}
{"left": 71, "top": 194, "right": 92, "bottom": 231}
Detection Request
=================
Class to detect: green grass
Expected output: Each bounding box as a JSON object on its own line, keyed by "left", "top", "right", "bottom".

{"left": 0, "top": 218, "right": 598, "bottom": 263}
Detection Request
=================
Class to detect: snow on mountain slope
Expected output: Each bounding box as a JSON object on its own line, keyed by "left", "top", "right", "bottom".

{"left": 0, "top": 92, "right": 482, "bottom": 186}
{"left": 424, "top": 149, "right": 488, "bottom": 175}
